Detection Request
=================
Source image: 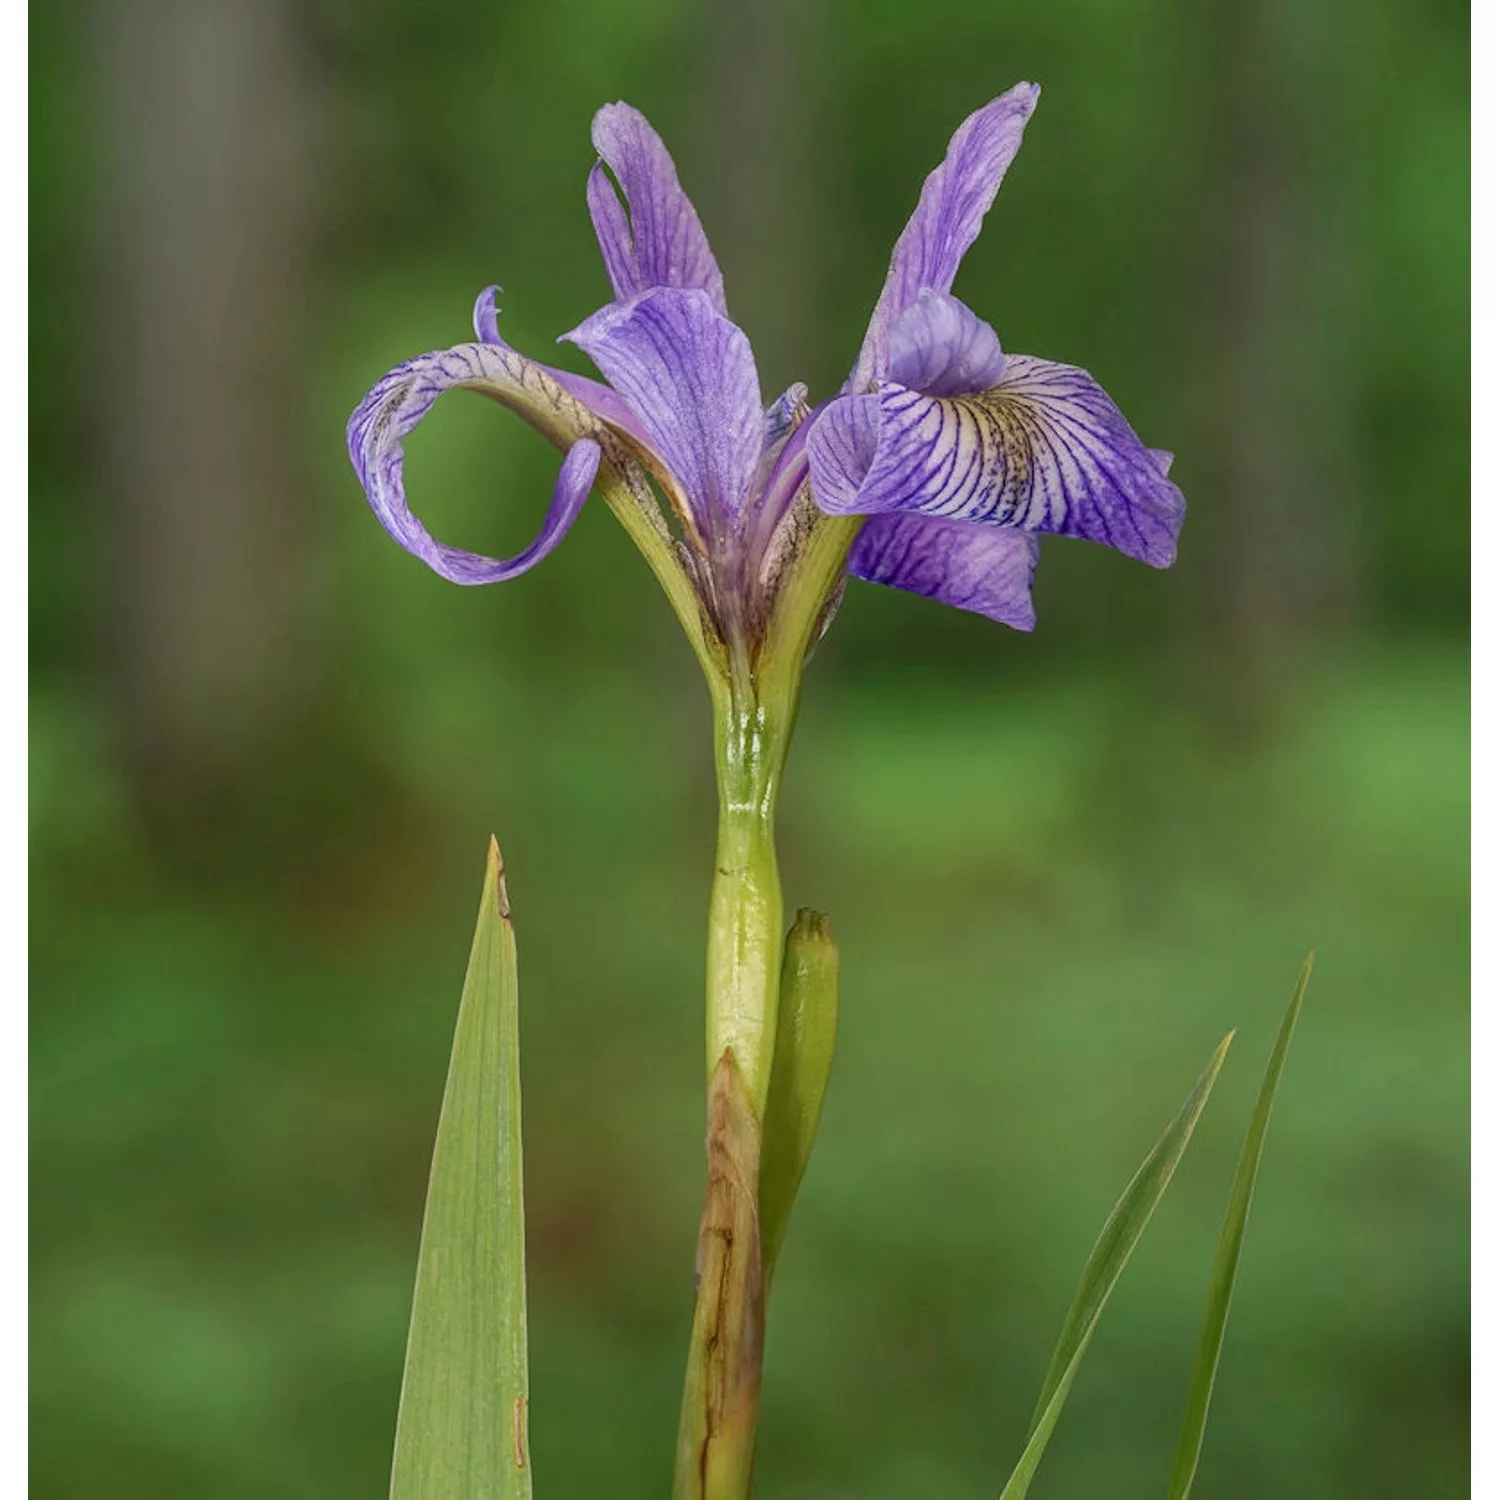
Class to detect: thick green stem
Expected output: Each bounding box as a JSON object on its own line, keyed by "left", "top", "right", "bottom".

{"left": 675, "top": 513, "right": 860, "bottom": 1500}
{"left": 704, "top": 671, "right": 791, "bottom": 1117}
{"left": 672, "top": 666, "right": 791, "bottom": 1500}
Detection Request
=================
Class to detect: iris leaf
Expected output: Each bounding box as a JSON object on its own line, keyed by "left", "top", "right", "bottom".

{"left": 759, "top": 909, "right": 840, "bottom": 1288}
{"left": 997, "top": 1031, "right": 1235, "bottom": 1500}
{"left": 1166, "top": 954, "right": 1314, "bottom": 1500}
{"left": 389, "top": 838, "right": 532, "bottom": 1500}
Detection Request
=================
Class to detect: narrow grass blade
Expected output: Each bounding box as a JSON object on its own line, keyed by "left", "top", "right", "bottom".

{"left": 998, "top": 1032, "right": 1235, "bottom": 1500}
{"left": 1167, "top": 954, "right": 1313, "bottom": 1500}
{"left": 390, "top": 838, "right": 532, "bottom": 1500}
{"left": 759, "top": 909, "right": 839, "bottom": 1287}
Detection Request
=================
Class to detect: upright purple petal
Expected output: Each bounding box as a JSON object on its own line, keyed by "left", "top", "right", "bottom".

{"left": 808, "top": 353, "right": 1185, "bottom": 569}
{"left": 887, "top": 289, "right": 1007, "bottom": 397}
{"left": 588, "top": 102, "right": 727, "bottom": 311}
{"left": 347, "top": 342, "right": 599, "bottom": 585}
{"left": 563, "top": 287, "right": 763, "bottom": 526}
{"left": 853, "top": 83, "right": 1040, "bottom": 389}
{"left": 849, "top": 513, "right": 1039, "bottom": 629}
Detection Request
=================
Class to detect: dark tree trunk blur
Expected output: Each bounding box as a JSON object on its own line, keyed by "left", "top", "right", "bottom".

{"left": 686, "top": 0, "right": 820, "bottom": 400}
{"left": 93, "top": 0, "right": 323, "bottom": 833}
{"left": 1186, "top": 0, "right": 1365, "bottom": 721}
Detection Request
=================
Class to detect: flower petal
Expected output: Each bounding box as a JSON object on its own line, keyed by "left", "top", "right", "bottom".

{"left": 810, "top": 355, "right": 1185, "bottom": 568}
{"left": 803, "top": 394, "right": 881, "bottom": 514}
{"left": 472, "top": 282, "right": 661, "bottom": 450}
{"left": 853, "top": 83, "right": 1039, "bottom": 389}
{"left": 887, "top": 289, "right": 1007, "bottom": 397}
{"left": 563, "top": 287, "right": 763, "bottom": 527}
{"left": 588, "top": 102, "right": 727, "bottom": 312}
{"left": 849, "top": 514, "right": 1039, "bottom": 629}
{"left": 472, "top": 283, "right": 503, "bottom": 344}
{"left": 348, "top": 342, "right": 610, "bottom": 585}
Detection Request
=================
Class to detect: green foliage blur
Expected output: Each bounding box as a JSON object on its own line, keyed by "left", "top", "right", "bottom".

{"left": 30, "top": 0, "right": 1467, "bottom": 1496}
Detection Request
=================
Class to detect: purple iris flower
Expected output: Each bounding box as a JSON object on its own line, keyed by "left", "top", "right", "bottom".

{"left": 348, "top": 84, "right": 1184, "bottom": 638}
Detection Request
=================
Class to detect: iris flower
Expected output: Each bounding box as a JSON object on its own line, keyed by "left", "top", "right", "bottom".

{"left": 350, "top": 92, "right": 1189, "bottom": 1492}
{"left": 347, "top": 83, "right": 1184, "bottom": 656}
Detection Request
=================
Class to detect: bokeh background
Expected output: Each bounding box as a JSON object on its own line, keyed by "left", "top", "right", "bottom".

{"left": 31, "top": 0, "right": 1469, "bottom": 1495}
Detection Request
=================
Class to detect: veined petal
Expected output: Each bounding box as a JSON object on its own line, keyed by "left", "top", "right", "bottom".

{"left": 473, "top": 282, "right": 662, "bottom": 451}
{"left": 347, "top": 341, "right": 633, "bottom": 585}
{"left": 853, "top": 83, "right": 1039, "bottom": 389}
{"left": 887, "top": 289, "right": 1007, "bottom": 397}
{"left": 563, "top": 287, "right": 763, "bottom": 527}
{"left": 810, "top": 355, "right": 1185, "bottom": 568}
{"left": 589, "top": 102, "right": 726, "bottom": 311}
{"left": 803, "top": 394, "right": 880, "bottom": 514}
{"left": 850, "top": 514, "right": 1039, "bottom": 629}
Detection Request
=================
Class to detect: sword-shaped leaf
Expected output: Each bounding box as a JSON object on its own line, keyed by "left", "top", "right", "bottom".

{"left": 998, "top": 1032, "right": 1234, "bottom": 1500}
{"left": 390, "top": 838, "right": 532, "bottom": 1500}
{"left": 1167, "top": 954, "right": 1313, "bottom": 1500}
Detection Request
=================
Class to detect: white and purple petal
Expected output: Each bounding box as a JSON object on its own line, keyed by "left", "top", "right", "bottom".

{"left": 849, "top": 514, "right": 1039, "bottom": 629}
{"left": 563, "top": 287, "right": 763, "bottom": 527}
{"left": 347, "top": 342, "right": 602, "bottom": 585}
{"left": 853, "top": 83, "right": 1039, "bottom": 388}
{"left": 808, "top": 354, "right": 1185, "bottom": 569}
{"left": 588, "top": 102, "right": 726, "bottom": 311}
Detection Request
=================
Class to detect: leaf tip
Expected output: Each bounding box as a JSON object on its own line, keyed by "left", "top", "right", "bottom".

{"left": 486, "top": 835, "right": 512, "bottom": 920}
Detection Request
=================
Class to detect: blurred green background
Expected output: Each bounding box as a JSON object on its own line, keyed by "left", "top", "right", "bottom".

{"left": 30, "top": 0, "right": 1468, "bottom": 1495}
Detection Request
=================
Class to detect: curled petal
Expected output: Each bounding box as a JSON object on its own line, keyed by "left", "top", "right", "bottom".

{"left": 473, "top": 282, "right": 659, "bottom": 452}
{"left": 564, "top": 287, "right": 763, "bottom": 527}
{"left": 809, "top": 355, "right": 1185, "bottom": 568}
{"left": 803, "top": 394, "right": 880, "bottom": 514}
{"left": 887, "top": 289, "right": 1007, "bottom": 397}
{"left": 853, "top": 83, "right": 1039, "bottom": 388}
{"left": 347, "top": 342, "right": 625, "bottom": 585}
{"left": 472, "top": 284, "right": 503, "bottom": 344}
{"left": 589, "top": 102, "right": 726, "bottom": 311}
{"left": 850, "top": 513, "right": 1039, "bottom": 629}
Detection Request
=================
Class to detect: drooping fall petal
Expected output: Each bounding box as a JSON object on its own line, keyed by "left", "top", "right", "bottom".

{"left": 849, "top": 513, "right": 1040, "bottom": 629}
{"left": 809, "top": 355, "right": 1185, "bottom": 569}
{"left": 348, "top": 343, "right": 605, "bottom": 585}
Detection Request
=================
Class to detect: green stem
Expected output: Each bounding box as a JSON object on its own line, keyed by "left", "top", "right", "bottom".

{"left": 674, "top": 513, "right": 860, "bottom": 1500}
{"left": 704, "top": 669, "right": 790, "bottom": 1116}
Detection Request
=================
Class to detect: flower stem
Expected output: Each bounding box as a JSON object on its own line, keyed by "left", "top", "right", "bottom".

{"left": 704, "top": 673, "right": 790, "bottom": 1116}
{"left": 674, "top": 662, "right": 792, "bottom": 1500}
{"left": 675, "top": 516, "right": 858, "bottom": 1500}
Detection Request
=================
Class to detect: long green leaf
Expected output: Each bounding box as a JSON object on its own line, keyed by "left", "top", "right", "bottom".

{"left": 390, "top": 838, "right": 532, "bottom": 1500}
{"left": 759, "top": 908, "right": 839, "bottom": 1288}
{"left": 1167, "top": 953, "right": 1313, "bottom": 1500}
{"left": 998, "top": 1032, "right": 1234, "bottom": 1500}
